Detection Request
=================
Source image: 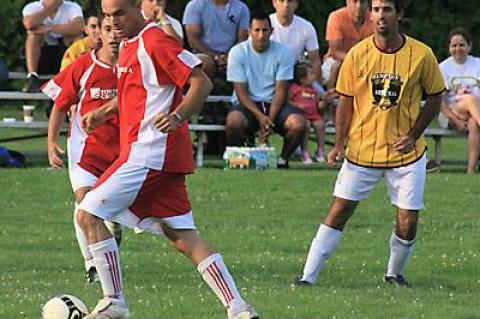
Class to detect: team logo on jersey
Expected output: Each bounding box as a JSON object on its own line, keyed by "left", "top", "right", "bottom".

{"left": 116, "top": 66, "right": 133, "bottom": 78}
{"left": 371, "top": 73, "right": 403, "bottom": 110}
{"left": 90, "top": 88, "right": 117, "bottom": 100}
{"left": 42, "top": 80, "right": 62, "bottom": 101}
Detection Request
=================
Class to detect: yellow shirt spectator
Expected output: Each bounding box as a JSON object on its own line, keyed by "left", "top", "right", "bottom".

{"left": 60, "top": 36, "right": 91, "bottom": 71}
{"left": 336, "top": 35, "right": 445, "bottom": 168}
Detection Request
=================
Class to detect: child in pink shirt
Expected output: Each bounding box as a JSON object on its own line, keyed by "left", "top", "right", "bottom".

{"left": 288, "top": 62, "right": 326, "bottom": 164}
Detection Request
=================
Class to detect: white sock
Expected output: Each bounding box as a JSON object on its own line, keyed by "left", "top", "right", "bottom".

{"left": 277, "top": 157, "right": 287, "bottom": 165}
{"left": 28, "top": 72, "right": 38, "bottom": 78}
{"left": 73, "top": 204, "right": 95, "bottom": 270}
{"left": 386, "top": 231, "right": 415, "bottom": 277}
{"left": 301, "top": 224, "right": 342, "bottom": 283}
{"left": 197, "top": 253, "right": 246, "bottom": 317}
{"left": 89, "top": 238, "right": 124, "bottom": 301}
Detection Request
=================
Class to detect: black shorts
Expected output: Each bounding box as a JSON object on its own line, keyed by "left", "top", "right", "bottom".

{"left": 38, "top": 43, "right": 66, "bottom": 74}
{"left": 230, "top": 101, "right": 301, "bottom": 136}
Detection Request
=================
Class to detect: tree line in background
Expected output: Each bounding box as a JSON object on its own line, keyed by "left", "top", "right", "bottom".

{"left": 1, "top": 0, "right": 479, "bottom": 71}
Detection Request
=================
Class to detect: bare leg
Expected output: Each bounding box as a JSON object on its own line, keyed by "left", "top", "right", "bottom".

{"left": 25, "top": 32, "right": 43, "bottom": 74}
{"left": 466, "top": 117, "right": 480, "bottom": 174}
{"left": 301, "top": 119, "right": 311, "bottom": 153}
{"left": 312, "top": 118, "right": 325, "bottom": 153}
{"left": 225, "top": 110, "right": 249, "bottom": 146}
{"left": 281, "top": 113, "right": 307, "bottom": 160}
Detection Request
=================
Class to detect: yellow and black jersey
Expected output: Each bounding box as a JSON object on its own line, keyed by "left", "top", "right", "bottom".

{"left": 336, "top": 35, "right": 445, "bottom": 168}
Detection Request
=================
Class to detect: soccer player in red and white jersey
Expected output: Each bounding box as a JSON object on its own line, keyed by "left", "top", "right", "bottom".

{"left": 42, "top": 13, "right": 123, "bottom": 284}
{"left": 75, "top": 0, "right": 259, "bottom": 318}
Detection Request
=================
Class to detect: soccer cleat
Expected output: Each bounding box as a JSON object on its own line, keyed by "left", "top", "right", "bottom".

{"left": 426, "top": 159, "right": 440, "bottom": 173}
{"left": 384, "top": 275, "right": 410, "bottom": 287}
{"left": 85, "top": 266, "right": 99, "bottom": 284}
{"left": 229, "top": 304, "right": 259, "bottom": 319}
{"left": 85, "top": 298, "right": 129, "bottom": 319}
{"left": 291, "top": 275, "right": 312, "bottom": 287}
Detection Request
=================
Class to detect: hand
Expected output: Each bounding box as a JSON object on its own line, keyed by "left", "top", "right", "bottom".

{"left": 257, "top": 114, "right": 274, "bottom": 141}
{"left": 47, "top": 141, "right": 65, "bottom": 169}
{"left": 81, "top": 110, "right": 105, "bottom": 134}
{"left": 327, "top": 145, "right": 344, "bottom": 167}
{"left": 392, "top": 135, "right": 415, "bottom": 154}
{"left": 153, "top": 112, "right": 180, "bottom": 133}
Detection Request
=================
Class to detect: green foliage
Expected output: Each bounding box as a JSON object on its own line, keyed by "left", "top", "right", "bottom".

{"left": 1, "top": 0, "right": 480, "bottom": 70}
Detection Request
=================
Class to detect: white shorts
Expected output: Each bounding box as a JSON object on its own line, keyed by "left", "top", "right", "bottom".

{"left": 68, "top": 156, "right": 98, "bottom": 192}
{"left": 78, "top": 160, "right": 195, "bottom": 235}
{"left": 333, "top": 154, "right": 426, "bottom": 210}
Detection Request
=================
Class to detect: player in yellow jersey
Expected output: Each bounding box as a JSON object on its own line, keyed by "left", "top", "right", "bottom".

{"left": 294, "top": 0, "right": 445, "bottom": 287}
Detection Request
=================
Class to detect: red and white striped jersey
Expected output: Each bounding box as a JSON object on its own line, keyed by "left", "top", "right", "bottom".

{"left": 116, "top": 22, "right": 201, "bottom": 173}
{"left": 42, "top": 50, "right": 120, "bottom": 177}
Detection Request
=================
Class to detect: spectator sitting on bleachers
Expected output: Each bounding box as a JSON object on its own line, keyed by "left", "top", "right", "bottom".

{"left": 183, "top": 0, "right": 250, "bottom": 80}
{"left": 22, "top": 0, "right": 84, "bottom": 92}
{"left": 226, "top": 10, "right": 306, "bottom": 169}
{"left": 322, "top": 0, "right": 373, "bottom": 124}
{"left": 269, "top": 0, "right": 322, "bottom": 89}
{"left": 140, "top": 0, "right": 183, "bottom": 45}
{"left": 438, "top": 27, "right": 480, "bottom": 174}
{"left": 60, "top": 11, "right": 101, "bottom": 71}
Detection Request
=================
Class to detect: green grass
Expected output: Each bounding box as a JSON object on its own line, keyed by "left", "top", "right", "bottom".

{"left": 0, "top": 167, "right": 479, "bottom": 319}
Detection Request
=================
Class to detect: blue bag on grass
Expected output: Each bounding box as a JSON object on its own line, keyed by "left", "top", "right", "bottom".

{"left": 0, "top": 147, "right": 25, "bottom": 168}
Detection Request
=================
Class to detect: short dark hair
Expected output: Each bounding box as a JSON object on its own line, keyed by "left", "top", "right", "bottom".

{"left": 97, "top": 9, "right": 105, "bottom": 28}
{"left": 447, "top": 27, "right": 472, "bottom": 46}
{"left": 250, "top": 10, "right": 272, "bottom": 29}
{"left": 369, "top": 0, "right": 404, "bottom": 13}
{"left": 293, "top": 62, "right": 312, "bottom": 84}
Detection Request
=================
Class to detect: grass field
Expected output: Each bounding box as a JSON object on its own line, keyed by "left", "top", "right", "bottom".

{"left": 0, "top": 164, "right": 479, "bottom": 318}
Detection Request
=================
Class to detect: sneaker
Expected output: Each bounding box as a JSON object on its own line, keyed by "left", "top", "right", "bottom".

{"left": 426, "top": 159, "right": 439, "bottom": 173}
{"left": 301, "top": 151, "right": 313, "bottom": 165}
{"left": 22, "top": 74, "right": 40, "bottom": 92}
{"left": 291, "top": 275, "right": 312, "bottom": 287}
{"left": 85, "top": 266, "right": 99, "bottom": 284}
{"left": 277, "top": 157, "right": 289, "bottom": 169}
{"left": 293, "top": 146, "right": 302, "bottom": 158}
{"left": 229, "top": 304, "right": 259, "bottom": 319}
{"left": 315, "top": 149, "right": 326, "bottom": 163}
{"left": 384, "top": 275, "right": 410, "bottom": 287}
{"left": 85, "top": 298, "right": 129, "bottom": 319}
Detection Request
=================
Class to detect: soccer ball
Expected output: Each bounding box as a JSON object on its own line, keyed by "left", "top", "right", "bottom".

{"left": 42, "top": 294, "right": 89, "bottom": 319}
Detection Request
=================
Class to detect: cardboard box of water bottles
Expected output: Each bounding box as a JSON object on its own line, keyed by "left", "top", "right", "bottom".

{"left": 223, "top": 146, "right": 277, "bottom": 170}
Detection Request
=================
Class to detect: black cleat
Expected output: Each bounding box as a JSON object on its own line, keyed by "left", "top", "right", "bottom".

{"left": 277, "top": 162, "right": 290, "bottom": 169}
{"left": 384, "top": 274, "right": 410, "bottom": 287}
{"left": 85, "top": 266, "right": 99, "bottom": 284}
{"left": 291, "top": 276, "right": 312, "bottom": 287}
{"left": 22, "top": 74, "right": 40, "bottom": 92}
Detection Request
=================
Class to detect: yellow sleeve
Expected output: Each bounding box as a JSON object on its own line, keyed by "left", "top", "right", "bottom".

{"left": 336, "top": 50, "right": 355, "bottom": 97}
{"left": 60, "top": 48, "right": 75, "bottom": 71}
{"left": 421, "top": 49, "right": 445, "bottom": 95}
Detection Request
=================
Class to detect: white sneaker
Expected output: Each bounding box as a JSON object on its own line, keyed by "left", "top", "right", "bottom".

{"left": 301, "top": 152, "right": 313, "bottom": 165}
{"left": 315, "top": 150, "right": 326, "bottom": 163}
{"left": 85, "top": 298, "right": 129, "bottom": 319}
{"left": 229, "top": 304, "right": 259, "bottom": 319}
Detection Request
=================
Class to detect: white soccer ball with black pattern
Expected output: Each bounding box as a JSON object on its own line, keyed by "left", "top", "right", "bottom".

{"left": 42, "top": 294, "right": 89, "bottom": 319}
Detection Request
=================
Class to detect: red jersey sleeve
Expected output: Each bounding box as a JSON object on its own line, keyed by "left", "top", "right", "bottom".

{"left": 145, "top": 30, "right": 201, "bottom": 89}
{"left": 41, "top": 62, "right": 81, "bottom": 112}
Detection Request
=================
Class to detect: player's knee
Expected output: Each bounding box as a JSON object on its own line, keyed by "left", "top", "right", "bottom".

{"left": 76, "top": 209, "right": 98, "bottom": 231}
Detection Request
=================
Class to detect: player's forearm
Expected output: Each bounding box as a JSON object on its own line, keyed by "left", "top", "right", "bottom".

{"left": 175, "top": 68, "right": 213, "bottom": 120}
{"left": 334, "top": 96, "right": 353, "bottom": 148}
{"left": 48, "top": 106, "right": 66, "bottom": 143}
{"left": 409, "top": 94, "right": 442, "bottom": 140}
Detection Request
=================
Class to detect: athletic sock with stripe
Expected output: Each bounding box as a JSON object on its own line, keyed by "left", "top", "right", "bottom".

{"left": 197, "top": 253, "right": 246, "bottom": 317}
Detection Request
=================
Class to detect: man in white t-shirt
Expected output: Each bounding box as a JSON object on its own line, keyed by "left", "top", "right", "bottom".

{"left": 270, "top": 0, "right": 322, "bottom": 85}
{"left": 22, "top": 0, "right": 84, "bottom": 92}
{"left": 139, "top": 0, "right": 184, "bottom": 45}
